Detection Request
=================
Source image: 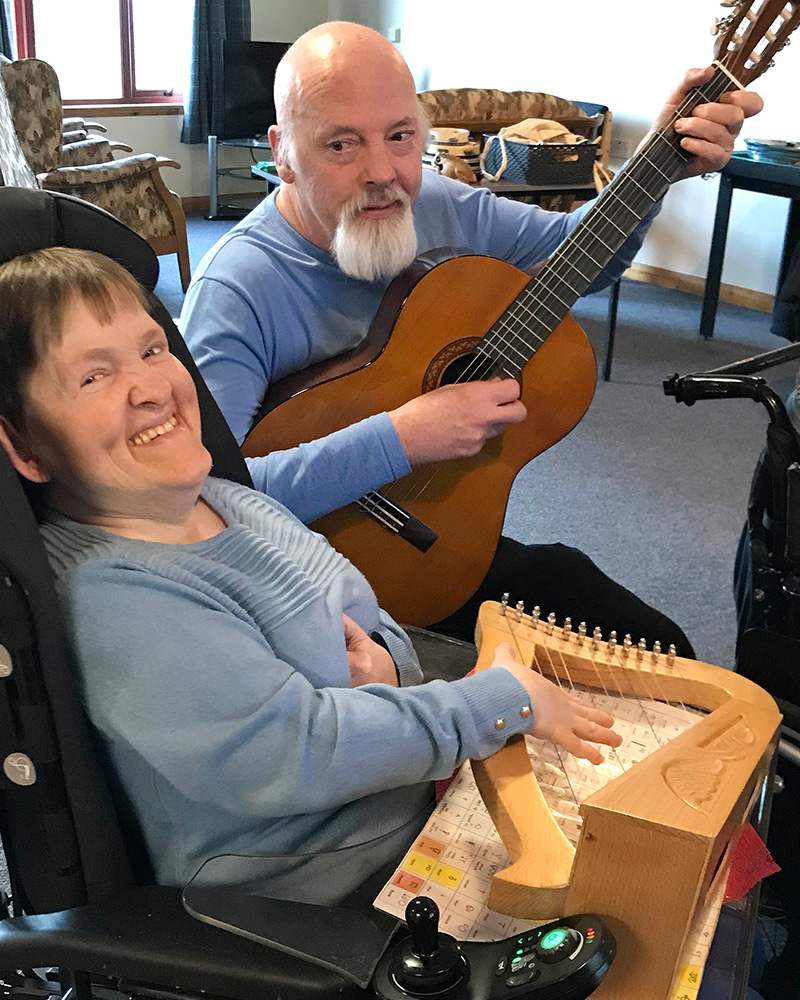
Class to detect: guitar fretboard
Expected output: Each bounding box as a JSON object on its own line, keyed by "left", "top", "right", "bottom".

{"left": 471, "top": 66, "right": 739, "bottom": 380}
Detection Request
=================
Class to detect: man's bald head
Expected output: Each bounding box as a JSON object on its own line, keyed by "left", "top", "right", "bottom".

{"left": 273, "top": 22, "right": 420, "bottom": 161}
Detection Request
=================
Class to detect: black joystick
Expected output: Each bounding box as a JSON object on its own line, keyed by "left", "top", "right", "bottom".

{"left": 389, "top": 896, "right": 469, "bottom": 995}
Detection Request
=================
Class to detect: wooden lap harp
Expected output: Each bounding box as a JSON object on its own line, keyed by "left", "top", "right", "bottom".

{"left": 471, "top": 600, "right": 782, "bottom": 1000}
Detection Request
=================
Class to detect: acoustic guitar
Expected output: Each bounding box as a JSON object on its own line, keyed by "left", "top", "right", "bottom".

{"left": 243, "top": 0, "right": 800, "bottom": 628}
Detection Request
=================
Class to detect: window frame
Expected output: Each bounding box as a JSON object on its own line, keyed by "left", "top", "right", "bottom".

{"left": 13, "top": 0, "right": 188, "bottom": 107}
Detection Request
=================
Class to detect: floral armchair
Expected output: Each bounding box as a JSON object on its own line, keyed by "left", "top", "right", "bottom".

{"left": 0, "top": 58, "right": 191, "bottom": 291}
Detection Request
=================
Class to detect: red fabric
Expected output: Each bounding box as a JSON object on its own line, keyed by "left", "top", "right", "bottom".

{"left": 724, "top": 822, "right": 780, "bottom": 903}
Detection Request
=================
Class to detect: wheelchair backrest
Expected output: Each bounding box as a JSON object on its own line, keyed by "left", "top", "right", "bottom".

{"left": 0, "top": 187, "right": 252, "bottom": 914}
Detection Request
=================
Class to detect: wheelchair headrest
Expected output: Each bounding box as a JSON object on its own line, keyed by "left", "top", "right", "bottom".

{"left": 0, "top": 187, "right": 252, "bottom": 488}
{"left": 0, "top": 187, "right": 159, "bottom": 289}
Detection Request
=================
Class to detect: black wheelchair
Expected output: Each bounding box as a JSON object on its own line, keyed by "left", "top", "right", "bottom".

{"left": 665, "top": 343, "right": 800, "bottom": 999}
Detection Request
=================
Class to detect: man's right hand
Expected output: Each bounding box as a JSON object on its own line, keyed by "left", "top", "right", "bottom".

{"left": 388, "top": 380, "right": 527, "bottom": 465}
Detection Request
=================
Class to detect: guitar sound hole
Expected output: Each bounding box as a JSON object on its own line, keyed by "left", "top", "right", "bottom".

{"left": 421, "top": 338, "right": 521, "bottom": 394}
{"left": 440, "top": 351, "right": 499, "bottom": 386}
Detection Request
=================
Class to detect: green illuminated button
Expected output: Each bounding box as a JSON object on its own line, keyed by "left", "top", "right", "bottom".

{"left": 540, "top": 929, "right": 568, "bottom": 950}
{"left": 534, "top": 926, "right": 581, "bottom": 964}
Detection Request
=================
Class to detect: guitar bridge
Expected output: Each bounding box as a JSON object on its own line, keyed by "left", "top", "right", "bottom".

{"left": 356, "top": 491, "right": 438, "bottom": 552}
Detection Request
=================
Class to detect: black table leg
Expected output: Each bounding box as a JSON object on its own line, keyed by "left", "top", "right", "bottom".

{"left": 602, "top": 278, "right": 621, "bottom": 382}
{"left": 701, "top": 174, "right": 734, "bottom": 340}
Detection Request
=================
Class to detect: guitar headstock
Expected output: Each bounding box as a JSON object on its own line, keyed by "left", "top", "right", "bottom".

{"left": 712, "top": 0, "right": 800, "bottom": 84}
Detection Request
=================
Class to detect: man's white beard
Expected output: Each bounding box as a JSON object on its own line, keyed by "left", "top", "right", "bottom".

{"left": 331, "top": 185, "right": 418, "bottom": 282}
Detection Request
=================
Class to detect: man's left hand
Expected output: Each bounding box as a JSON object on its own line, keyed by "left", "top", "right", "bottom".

{"left": 649, "top": 66, "right": 763, "bottom": 179}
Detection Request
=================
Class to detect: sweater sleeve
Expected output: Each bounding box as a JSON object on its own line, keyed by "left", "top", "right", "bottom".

{"left": 63, "top": 563, "right": 534, "bottom": 820}
{"left": 245, "top": 412, "right": 410, "bottom": 524}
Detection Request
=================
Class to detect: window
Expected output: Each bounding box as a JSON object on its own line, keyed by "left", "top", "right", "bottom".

{"left": 13, "top": 0, "right": 194, "bottom": 105}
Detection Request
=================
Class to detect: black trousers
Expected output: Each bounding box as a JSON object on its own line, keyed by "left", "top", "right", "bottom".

{"left": 430, "top": 535, "right": 695, "bottom": 659}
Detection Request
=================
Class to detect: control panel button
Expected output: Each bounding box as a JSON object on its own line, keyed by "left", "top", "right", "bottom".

{"left": 534, "top": 926, "right": 582, "bottom": 964}
{"left": 505, "top": 967, "right": 540, "bottom": 988}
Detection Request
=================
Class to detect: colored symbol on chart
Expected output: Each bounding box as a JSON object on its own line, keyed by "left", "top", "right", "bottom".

{"left": 430, "top": 862, "right": 464, "bottom": 889}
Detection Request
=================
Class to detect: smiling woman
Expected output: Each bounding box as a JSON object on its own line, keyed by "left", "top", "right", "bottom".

{"left": 0, "top": 243, "right": 621, "bottom": 902}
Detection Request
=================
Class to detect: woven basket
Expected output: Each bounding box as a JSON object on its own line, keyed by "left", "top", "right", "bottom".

{"left": 482, "top": 136, "right": 596, "bottom": 185}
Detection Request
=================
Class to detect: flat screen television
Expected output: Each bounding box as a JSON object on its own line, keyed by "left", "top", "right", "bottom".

{"left": 219, "top": 40, "right": 291, "bottom": 141}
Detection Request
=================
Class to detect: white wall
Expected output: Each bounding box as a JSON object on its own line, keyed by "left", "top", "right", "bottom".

{"left": 384, "top": 0, "right": 796, "bottom": 297}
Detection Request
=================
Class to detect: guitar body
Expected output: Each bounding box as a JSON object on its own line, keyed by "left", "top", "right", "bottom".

{"left": 243, "top": 255, "right": 597, "bottom": 626}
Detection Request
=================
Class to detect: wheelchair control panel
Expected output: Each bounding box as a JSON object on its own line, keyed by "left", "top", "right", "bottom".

{"left": 371, "top": 896, "right": 615, "bottom": 999}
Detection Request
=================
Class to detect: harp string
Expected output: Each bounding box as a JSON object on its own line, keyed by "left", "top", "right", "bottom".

{"left": 493, "top": 599, "right": 705, "bottom": 840}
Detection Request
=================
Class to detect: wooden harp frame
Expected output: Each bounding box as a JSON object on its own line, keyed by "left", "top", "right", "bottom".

{"left": 471, "top": 601, "right": 782, "bottom": 1000}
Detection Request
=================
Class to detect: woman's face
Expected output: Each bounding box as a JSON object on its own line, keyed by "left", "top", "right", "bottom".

{"left": 8, "top": 292, "right": 211, "bottom": 526}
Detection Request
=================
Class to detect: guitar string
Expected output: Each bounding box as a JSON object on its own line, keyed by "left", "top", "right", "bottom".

{"left": 380, "top": 67, "right": 735, "bottom": 512}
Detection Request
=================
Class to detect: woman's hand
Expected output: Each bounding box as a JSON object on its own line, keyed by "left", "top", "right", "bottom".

{"left": 489, "top": 642, "right": 622, "bottom": 765}
{"left": 343, "top": 614, "right": 398, "bottom": 687}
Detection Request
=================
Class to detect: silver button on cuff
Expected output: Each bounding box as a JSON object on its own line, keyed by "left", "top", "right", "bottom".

{"left": 494, "top": 718, "right": 506, "bottom": 731}
{"left": 520, "top": 705, "right": 532, "bottom": 719}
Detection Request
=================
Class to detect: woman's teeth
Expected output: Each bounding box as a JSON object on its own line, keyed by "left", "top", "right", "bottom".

{"left": 130, "top": 416, "right": 177, "bottom": 446}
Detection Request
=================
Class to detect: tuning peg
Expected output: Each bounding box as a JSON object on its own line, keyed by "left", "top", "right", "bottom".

{"left": 591, "top": 627, "right": 602, "bottom": 651}
{"left": 531, "top": 606, "right": 541, "bottom": 629}
{"left": 561, "top": 617, "right": 572, "bottom": 640}
{"left": 546, "top": 612, "right": 556, "bottom": 635}
{"left": 637, "top": 638, "right": 647, "bottom": 660}
{"left": 652, "top": 640, "right": 662, "bottom": 662}
{"left": 500, "top": 593, "right": 509, "bottom": 616}
{"left": 577, "top": 622, "right": 587, "bottom": 646}
{"left": 607, "top": 630, "right": 617, "bottom": 653}
{"left": 515, "top": 600, "right": 524, "bottom": 622}
{"left": 667, "top": 644, "right": 677, "bottom": 666}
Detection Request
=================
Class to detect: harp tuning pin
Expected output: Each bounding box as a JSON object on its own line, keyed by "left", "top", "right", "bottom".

{"left": 515, "top": 600, "right": 525, "bottom": 622}
{"left": 546, "top": 612, "right": 556, "bottom": 635}
{"left": 608, "top": 630, "right": 617, "bottom": 653}
{"left": 637, "top": 638, "right": 647, "bottom": 660}
{"left": 500, "top": 593, "right": 509, "bottom": 616}
{"left": 577, "top": 622, "right": 587, "bottom": 645}
{"left": 652, "top": 640, "right": 661, "bottom": 662}
{"left": 562, "top": 617, "right": 572, "bottom": 639}
{"left": 591, "top": 627, "right": 602, "bottom": 650}
{"left": 667, "top": 644, "right": 677, "bottom": 666}
{"left": 531, "top": 606, "right": 541, "bottom": 629}
{"left": 621, "top": 633, "right": 632, "bottom": 658}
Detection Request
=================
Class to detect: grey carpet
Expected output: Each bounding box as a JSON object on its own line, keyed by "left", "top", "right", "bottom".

{"left": 156, "top": 213, "right": 795, "bottom": 670}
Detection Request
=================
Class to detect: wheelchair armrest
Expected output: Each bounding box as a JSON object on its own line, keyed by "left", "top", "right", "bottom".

{"left": 0, "top": 884, "right": 364, "bottom": 1000}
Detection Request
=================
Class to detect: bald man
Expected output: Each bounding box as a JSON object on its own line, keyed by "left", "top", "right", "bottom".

{"left": 182, "top": 21, "right": 762, "bottom": 651}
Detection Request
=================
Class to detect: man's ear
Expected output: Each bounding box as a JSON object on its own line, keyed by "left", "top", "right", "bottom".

{"left": 268, "top": 125, "right": 295, "bottom": 184}
{"left": 0, "top": 417, "right": 51, "bottom": 483}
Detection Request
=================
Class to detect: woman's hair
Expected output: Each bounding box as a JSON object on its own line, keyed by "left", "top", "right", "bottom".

{"left": 0, "top": 247, "right": 147, "bottom": 428}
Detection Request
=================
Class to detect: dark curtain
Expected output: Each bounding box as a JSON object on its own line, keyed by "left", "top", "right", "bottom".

{"left": 0, "top": 0, "right": 15, "bottom": 60}
{"left": 180, "top": 0, "right": 251, "bottom": 144}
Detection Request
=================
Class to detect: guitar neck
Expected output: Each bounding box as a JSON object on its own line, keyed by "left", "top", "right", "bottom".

{"left": 477, "top": 65, "right": 739, "bottom": 378}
